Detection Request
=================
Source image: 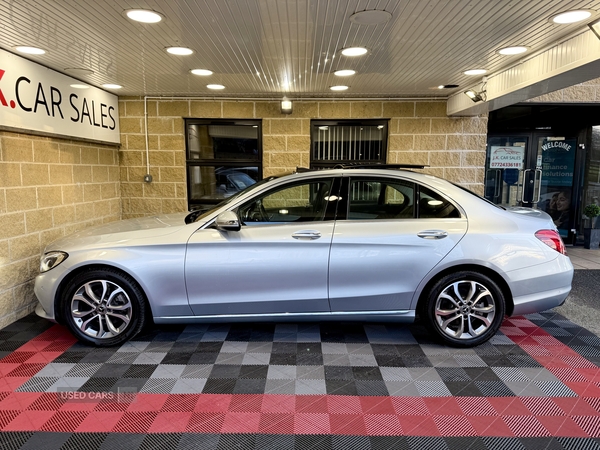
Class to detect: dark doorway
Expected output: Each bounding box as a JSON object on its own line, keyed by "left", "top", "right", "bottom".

{"left": 486, "top": 103, "right": 600, "bottom": 244}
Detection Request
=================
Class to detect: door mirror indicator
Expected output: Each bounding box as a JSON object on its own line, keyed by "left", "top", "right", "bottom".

{"left": 216, "top": 211, "right": 241, "bottom": 232}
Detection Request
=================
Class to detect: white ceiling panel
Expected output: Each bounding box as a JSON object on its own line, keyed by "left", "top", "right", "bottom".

{"left": 1, "top": 0, "right": 599, "bottom": 98}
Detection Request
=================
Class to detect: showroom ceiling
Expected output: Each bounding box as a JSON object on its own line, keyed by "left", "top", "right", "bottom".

{"left": 1, "top": 0, "right": 599, "bottom": 98}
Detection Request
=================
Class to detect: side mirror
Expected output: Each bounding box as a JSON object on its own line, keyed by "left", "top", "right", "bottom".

{"left": 215, "top": 211, "right": 241, "bottom": 232}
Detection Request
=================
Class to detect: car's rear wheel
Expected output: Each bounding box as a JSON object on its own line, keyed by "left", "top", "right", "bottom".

{"left": 61, "top": 269, "right": 147, "bottom": 346}
{"left": 423, "top": 271, "right": 505, "bottom": 347}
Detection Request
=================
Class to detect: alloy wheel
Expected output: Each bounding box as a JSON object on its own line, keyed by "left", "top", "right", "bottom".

{"left": 434, "top": 280, "right": 496, "bottom": 340}
{"left": 71, "top": 279, "right": 132, "bottom": 339}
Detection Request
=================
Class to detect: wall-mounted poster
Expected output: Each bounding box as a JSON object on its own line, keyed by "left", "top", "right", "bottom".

{"left": 540, "top": 138, "right": 576, "bottom": 237}
{"left": 489, "top": 146, "right": 525, "bottom": 169}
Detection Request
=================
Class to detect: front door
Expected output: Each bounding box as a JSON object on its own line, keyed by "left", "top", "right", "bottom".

{"left": 185, "top": 177, "right": 339, "bottom": 316}
{"left": 484, "top": 135, "right": 577, "bottom": 237}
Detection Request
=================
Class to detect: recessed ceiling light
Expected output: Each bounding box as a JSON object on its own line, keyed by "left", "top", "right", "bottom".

{"left": 125, "top": 9, "right": 163, "bottom": 23}
{"left": 464, "top": 69, "right": 487, "bottom": 76}
{"left": 330, "top": 85, "right": 349, "bottom": 91}
{"left": 102, "top": 84, "right": 122, "bottom": 89}
{"left": 64, "top": 68, "right": 94, "bottom": 76}
{"left": 191, "top": 69, "right": 213, "bottom": 76}
{"left": 15, "top": 46, "right": 45, "bottom": 55}
{"left": 498, "top": 46, "right": 528, "bottom": 55}
{"left": 341, "top": 47, "right": 368, "bottom": 56}
{"left": 551, "top": 10, "right": 592, "bottom": 24}
{"left": 436, "top": 84, "right": 459, "bottom": 89}
{"left": 207, "top": 84, "right": 225, "bottom": 90}
{"left": 319, "top": 126, "right": 329, "bottom": 130}
{"left": 166, "top": 47, "right": 193, "bottom": 55}
{"left": 334, "top": 69, "right": 356, "bottom": 76}
{"left": 349, "top": 10, "right": 392, "bottom": 25}
{"left": 70, "top": 84, "right": 89, "bottom": 89}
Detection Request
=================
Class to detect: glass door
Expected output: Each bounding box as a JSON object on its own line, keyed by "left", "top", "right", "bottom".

{"left": 536, "top": 136, "right": 577, "bottom": 238}
{"left": 485, "top": 134, "right": 578, "bottom": 238}
{"left": 484, "top": 136, "right": 529, "bottom": 207}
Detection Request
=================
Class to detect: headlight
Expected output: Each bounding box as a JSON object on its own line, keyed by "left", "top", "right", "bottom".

{"left": 40, "top": 251, "right": 68, "bottom": 273}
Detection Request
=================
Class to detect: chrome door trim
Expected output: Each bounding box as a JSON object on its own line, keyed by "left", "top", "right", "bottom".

{"left": 154, "top": 309, "right": 415, "bottom": 323}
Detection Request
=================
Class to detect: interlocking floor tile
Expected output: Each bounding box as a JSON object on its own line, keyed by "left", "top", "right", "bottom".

{"left": 0, "top": 312, "right": 599, "bottom": 448}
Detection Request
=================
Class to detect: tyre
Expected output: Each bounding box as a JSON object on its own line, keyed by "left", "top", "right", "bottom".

{"left": 423, "top": 271, "right": 505, "bottom": 347}
{"left": 61, "top": 268, "right": 148, "bottom": 346}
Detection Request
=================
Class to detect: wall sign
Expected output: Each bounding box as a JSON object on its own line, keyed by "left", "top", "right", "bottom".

{"left": 540, "top": 139, "right": 575, "bottom": 187}
{"left": 0, "top": 49, "right": 120, "bottom": 144}
{"left": 489, "top": 146, "right": 524, "bottom": 169}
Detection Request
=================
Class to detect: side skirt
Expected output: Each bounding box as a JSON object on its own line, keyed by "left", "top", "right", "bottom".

{"left": 153, "top": 310, "right": 416, "bottom": 324}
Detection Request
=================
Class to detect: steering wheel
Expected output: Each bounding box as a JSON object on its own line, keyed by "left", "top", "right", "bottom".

{"left": 245, "top": 199, "right": 269, "bottom": 222}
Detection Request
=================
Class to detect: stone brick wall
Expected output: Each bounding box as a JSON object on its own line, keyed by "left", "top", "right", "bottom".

{"left": 527, "top": 77, "right": 600, "bottom": 102}
{"left": 0, "top": 131, "right": 120, "bottom": 328}
{"left": 119, "top": 98, "right": 487, "bottom": 218}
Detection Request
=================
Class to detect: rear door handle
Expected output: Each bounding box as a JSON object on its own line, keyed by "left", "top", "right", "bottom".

{"left": 292, "top": 230, "right": 322, "bottom": 240}
{"left": 417, "top": 230, "right": 448, "bottom": 240}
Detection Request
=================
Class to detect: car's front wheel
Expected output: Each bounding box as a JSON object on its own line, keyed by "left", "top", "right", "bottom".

{"left": 61, "top": 268, "right": 147, "bottom": 346}
{"left": 423, "top": 271, "right": 505, "bottom": 347}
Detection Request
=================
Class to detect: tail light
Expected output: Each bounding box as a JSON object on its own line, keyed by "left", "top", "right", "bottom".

{"left": 535, "top": 229, "right": 567, "bottom": 255}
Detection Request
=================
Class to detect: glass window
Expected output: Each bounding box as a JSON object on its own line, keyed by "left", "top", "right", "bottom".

{"left": 418, "top": 186, "right": 460, "bottom": 218}
{"left": 345, "top": 178, "right": 460, "bottom": 220}
{"left": 239, "top": 180, "right": 334, "bottom": 224}
{"left": 348, "top": 178, "right": 415, "bottom": 220}
{"left": 187, "top": 166, "right": 260, "bottom": 202}
{"left": 311, "top": 120, "right": 387, "bottom": 169}
{"left": 186, "top": 120, "right": 262, "bottom": 209}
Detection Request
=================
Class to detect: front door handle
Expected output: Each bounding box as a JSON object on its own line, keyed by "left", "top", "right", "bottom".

{"left": 417, "top": 230, "right": 448, "bottom": 240}
{"left": 292, "top": 230, "right": 321, "bottom": 240}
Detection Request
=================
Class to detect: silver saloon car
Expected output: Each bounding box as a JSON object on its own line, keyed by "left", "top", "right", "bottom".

{"left": 34, "top": 167, "right": 573, "bottom": 347}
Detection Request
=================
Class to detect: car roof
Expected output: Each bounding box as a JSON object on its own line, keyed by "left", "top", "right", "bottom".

{"left": 285, "top": 165, "right": 446, "bottom": 186}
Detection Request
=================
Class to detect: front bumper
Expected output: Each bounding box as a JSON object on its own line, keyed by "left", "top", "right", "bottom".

{"left": 35, "top": 302, "right": 56, "bottom": 322}
{"left": 33, "top": 268, "right": 63, "bottom": 322}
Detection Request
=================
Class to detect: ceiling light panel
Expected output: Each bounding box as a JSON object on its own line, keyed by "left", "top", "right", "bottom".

{"left": 551, "top": 10, "right": 592, "bottom": 23}
{"left": 125, "top": 9, "right": 163, "bottom": 23}
{"left": 15, "top": 46, "right": 45, "bottom": 54}
{"left": 464, "top": 69, "right": 487, "bottom": 76}
{"left": 498, "top": 46, "right": 528, "bottom": 55}
{"left": 3, "top": 0, "right": 600, "bottom": 97}
{"left": 191, "top": 69, "right": 213, "bottom": 76}
{"left": 166, "top": 47, "right": 193, "bottom": 55}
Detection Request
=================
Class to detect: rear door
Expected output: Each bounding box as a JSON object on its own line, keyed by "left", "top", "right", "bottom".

{"left": 328, "top": 176, "right": 468, "bottom": 312}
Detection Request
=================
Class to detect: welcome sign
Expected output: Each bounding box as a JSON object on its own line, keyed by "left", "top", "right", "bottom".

{"left": 0, "top": 49, "right": 120, "bottom": 144}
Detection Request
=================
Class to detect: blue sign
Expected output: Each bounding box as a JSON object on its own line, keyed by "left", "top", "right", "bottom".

{"left": 541, "top": 139, "right": 575, "bottom": 187}
{"left": 502, "top": 169, "right": 519, "bottom": 186}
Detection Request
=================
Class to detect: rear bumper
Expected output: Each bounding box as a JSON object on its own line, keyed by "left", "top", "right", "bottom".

{"left": 507, "top": 255, "right": 573, "bottom": 316}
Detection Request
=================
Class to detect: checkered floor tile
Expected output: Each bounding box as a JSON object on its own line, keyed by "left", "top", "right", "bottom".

{"left": 1, "top": 311, "right": 600, "bottom": 449}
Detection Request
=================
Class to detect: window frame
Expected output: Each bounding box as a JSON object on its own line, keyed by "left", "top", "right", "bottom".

{"left": 310, "top": 119, "right": 388, "bottom": 169}
{"left": 185, "top": 118, "right": 263, "bottom": 210}
{"left": 338, "top": 175, "right": 463, "bottom": 220}
{"left": 236, "top": 176, "right": 341, "bottom": 226}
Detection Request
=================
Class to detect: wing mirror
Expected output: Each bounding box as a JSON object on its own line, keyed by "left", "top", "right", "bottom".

{"left": 215, "top": 211, "right": 241, "bottom": 232}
